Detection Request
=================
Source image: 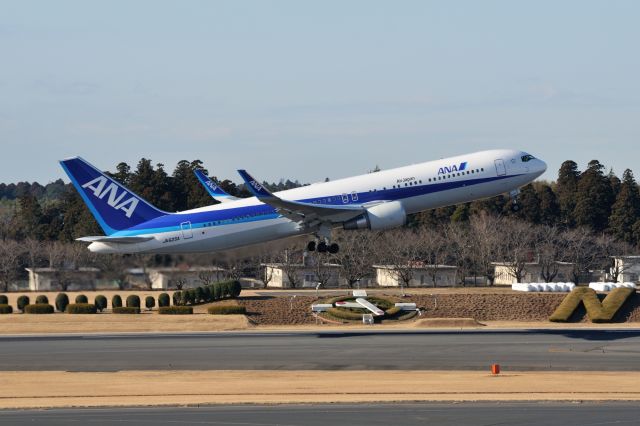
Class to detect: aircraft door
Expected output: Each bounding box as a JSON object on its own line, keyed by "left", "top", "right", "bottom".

{"left": 180, "top": 221, "right": 193, "bottom": 239}
{"left": 494, "top": 159, "right": 506, "bottom": 176}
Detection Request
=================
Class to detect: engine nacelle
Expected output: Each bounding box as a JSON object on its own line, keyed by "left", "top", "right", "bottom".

{"left": 343, "top": 201, "right": 406, "bottom": 231}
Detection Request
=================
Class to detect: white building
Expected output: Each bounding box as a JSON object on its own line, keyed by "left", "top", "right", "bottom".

{"left": 373, "top": 264, "right": 458, "bottom": 287}
{"left": 262, "top": 263, "right": 344, "bottom": 288}
{"left": 493, "top": 261, "right": 574, "bottom": 285}
{"left": 26, "top": 267, "right": 101, "bottom": 291}
{"left": 611, "top": 256, "right": 640, "bottom": 283}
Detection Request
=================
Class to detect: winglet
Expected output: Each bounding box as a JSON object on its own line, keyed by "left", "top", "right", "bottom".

{"left": 237, "top": 169, "right": 273, "bottom": 198}
{"left": 194, "top": 169, "right": 239, "bottom": 202}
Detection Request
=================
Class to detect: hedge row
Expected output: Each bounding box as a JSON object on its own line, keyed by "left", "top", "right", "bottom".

{"left": 207, "top": 305, "right": 246, "bottom": 315}
{"left": 158, "top": 306, "right": 193, "bottom": 315}
{"left": 67, "top": 303, "right": 98, "bottom": 314}
{"left": 173, "top": 280, "right": 241, "bottom": 306}
{"left": 0, "top": 304, "right": 12, "bottom": 314}
{"left": 24, "top": 304, "right": 54, "bottom": 314}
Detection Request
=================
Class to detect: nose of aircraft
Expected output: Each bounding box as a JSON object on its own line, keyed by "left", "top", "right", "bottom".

{"left": 534, "top": 158, "right": 547, "bottom": 176}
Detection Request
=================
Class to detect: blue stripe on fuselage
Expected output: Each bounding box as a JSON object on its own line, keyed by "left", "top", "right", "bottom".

{"left": 110, "top": 174, "right": 520, "bottom": 237}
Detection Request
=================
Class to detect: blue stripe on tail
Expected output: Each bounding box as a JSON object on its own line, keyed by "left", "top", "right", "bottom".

{"left": 60, "top": 157, "right": 167, "bottom": 235}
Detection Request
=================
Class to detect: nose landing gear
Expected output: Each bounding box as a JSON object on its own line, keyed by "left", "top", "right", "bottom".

{"left": 509, "top": 189, "right": 520, "bottom": 212}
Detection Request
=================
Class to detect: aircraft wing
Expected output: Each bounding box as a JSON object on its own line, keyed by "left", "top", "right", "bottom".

{"left": 76, "top": 236, "right": 155, "bottom": 244}
{"left": 194, "top": 169, "right": 240, "bottom": 203}
{"left": 237, "top": 169, "right": 364, "bottom": 225}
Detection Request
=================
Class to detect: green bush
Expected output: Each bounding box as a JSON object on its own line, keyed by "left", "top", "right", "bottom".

{"left": 145, "top": 296, "right": 155, "bottom": 310}
{"left": 67, "top": 303, "right": 98, "bottom": 314}
{"left": 0, "top": 304, "right": 13, "bottom": 314}
{"left": 158, "top": 293, "right": 170, "bottom": 307}
{"left": 212, "top": 284, "right": 221, "bottom": 300}
{"left": 195, "top": 287, "right": 205, "bottom": 303}
{"left": 95, "top": 295, "right": 107, "bottom": 312}
{"left": 55, "top": 293, "right": 69, "bottom": 312}
{"left": 126, "top": 294, "right": 140, "bottom": 308}
{"left": 158, "top": 306, "right": 193, "bottom": 315}
{"left": 326, "top": 307, "right": 366, "bottom": 321}
{"left": 549, "top": 287, "right": 635, "bottom": 323}
{"left": 230, "top": 281, "right": 242, "bottom": 298}
{"left": 172, "top": 291, "right": 182, "bottom": 306}
{"left": 112, "top": 306, "right": 140, "bottom": 314}
{"left": 202, "top": 286, "right": 212, "bottom": 303}
{"left": 0, "top": 295, "right": 8, "bottom": 305}
{"left": 112, "top": 294, "right": 123, "bottom": 308}
{"left": 35, "top": 295, "right": 49, "bottom": 305}
{"left": 17, "top": 295, "right": 30, "bottom": 312}
{"left": 75, "top": 294, "right": 88, "bottom": 304}
{"left": 207, "top": 305, "right": 246, "bottom": 315}
{"left": 24, "top": 304, "right": 54, "bottom": 314}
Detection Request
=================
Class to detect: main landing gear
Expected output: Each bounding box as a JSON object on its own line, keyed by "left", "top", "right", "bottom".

{"left": 307, "top": 240, "right": 339, "bottom": 254}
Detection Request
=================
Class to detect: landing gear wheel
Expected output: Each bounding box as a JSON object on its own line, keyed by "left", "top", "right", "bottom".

{"left": 317, "top": 242, "right": 328, "bottom": 253}
{"left": 328, "top": 243, "right": 339, "bottom": 254}
{"left": 511, "top": 203, "right": 520, "bottom": 212}
{"left": 307, "top": 241, "right": 317, "bottom": 251}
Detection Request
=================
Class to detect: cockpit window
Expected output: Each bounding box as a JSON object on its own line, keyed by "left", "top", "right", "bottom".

{"left": 521, "top": 154, "right": 535, "bottom": 162}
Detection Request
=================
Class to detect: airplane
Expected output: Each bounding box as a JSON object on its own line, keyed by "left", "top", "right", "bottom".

{"left": 59, "top": 149, "right": 547, "bottom": 254}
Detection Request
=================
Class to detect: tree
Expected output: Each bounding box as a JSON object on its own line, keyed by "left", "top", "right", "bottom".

{"left": 513, "top": 184, "right": 541, "bottom": 223}
{"left": 333, "top": 230, "right": 378, "bottom": 288}
{"left": 556, "top": 160, "right": 580, "bottom": 227}
{"left": 609, "top": 169, "right": 640, "bottom": 245}
{"left": 534, "top": 226, "right": 565, "bottom": 282}
{"left": 574, "top": 160, "right": 614, "bottom": 232}
{"left": 0, "top": 239, "right": 22, "bottom": 291}
{"left": 278, "top": 245, "right": 304, "bottom": 288}
{"left": 564, "top": 228, "right": 599, "bottom": 284}
{"left": 415, "top": 226, "right": 450, "bottom": 287}
{"left": 379, "top": 229, "right": 422, "bottom": 295}
{"left": 497, "top": 219, "right": 536, "bottom": 283}
{"left": 536, "top": 184, "right": 560, "bottom": 226}
{"left": 467, "top": 214, "right": 504, "bottom": 285}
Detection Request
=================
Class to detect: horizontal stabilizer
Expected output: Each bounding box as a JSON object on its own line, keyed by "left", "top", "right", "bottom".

{"left": 76, "top": 236, "right": 154, "bottom": 244}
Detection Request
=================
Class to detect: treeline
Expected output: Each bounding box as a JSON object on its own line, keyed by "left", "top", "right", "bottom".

{"left": 413, "top": 160, "right": 640, "bottom": 247}
{"left": 0, "top": 158, "right": 304, "bottom": 241}
{"left": 1, "top": 158, "right": 640, "bottom": 247}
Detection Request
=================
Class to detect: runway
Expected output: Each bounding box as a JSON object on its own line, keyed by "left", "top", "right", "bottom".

{"left": 1, "top": 329, "right": 640, "bottom": 371}
{"left": 2, "top": 403, "right": 640, "bottom": 425}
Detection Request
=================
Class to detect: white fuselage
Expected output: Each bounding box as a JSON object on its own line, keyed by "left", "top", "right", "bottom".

{"left": 88, "top": 149, "right": 546, "bottom": 254}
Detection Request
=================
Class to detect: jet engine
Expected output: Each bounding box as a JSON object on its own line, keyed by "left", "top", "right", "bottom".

{"left": 343, "top": 201, "right": 406, "bottom": 231}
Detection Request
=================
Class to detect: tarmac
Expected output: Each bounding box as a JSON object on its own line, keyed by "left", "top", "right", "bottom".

{"left": 2, "top": 329, "right": 640, "bottom": 371}
{"left": 3, "top": 402, "right": 640, "bottom": 426}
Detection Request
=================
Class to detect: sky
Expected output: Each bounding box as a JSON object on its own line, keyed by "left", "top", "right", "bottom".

{"left": 1, "top": 1, "right": 639, "bottom": 185}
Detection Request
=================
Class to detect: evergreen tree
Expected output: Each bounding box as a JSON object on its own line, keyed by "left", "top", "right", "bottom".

{"left": 555, "top": 161, "right": 580, "bottom": 226}
{"left": 609, "top": 169, "right": 640, "bottom": 245}
{"left": 513, "top": 184, "right": 540, "bottom": 223}
{"left": 573, "top": 160, "right": 614, "bottom": 232}
{"left": 537, "top": 184, "right": 560, "bottom": 226}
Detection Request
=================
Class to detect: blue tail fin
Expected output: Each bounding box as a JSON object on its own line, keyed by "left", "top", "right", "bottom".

{"left": 60, "top": 157, "right": 166, "bottom": 235}
{"left": 193, "top": 169, "right": 239, "bottom": 202}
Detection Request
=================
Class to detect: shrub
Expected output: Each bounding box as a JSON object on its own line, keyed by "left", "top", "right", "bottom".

{"left": 158, "top": 293, "right": 170, "bottom": 307}
{"left": 67, "top": 303, "right": 98, "bottom": 314}
{"left": 550, "top": 287, "right": 635, "bottom": 323}
{"left": 126, "top": 294, "right": 140, "bottom": 308}
{"left": 17, "top": 295, "right": 30, "bottom": 312}
{"left": 24, "top": 304, "right": 54, "bottom": 314}
{"left": 0, "top": 295, "right": 8, "bottom": 305}
{"left": 207, "top": 305, "right": 246, "bottom": 315}
{"left": 195, "top": 287, "right": 204, "bottom": 303}
{"left": 212, "top": 284, "right": 221, "bottom": 300}
{"left": 94, "top": 295, "right": 107, "bottom": 312}
{"left": 75, "top": 294, "right": 88, "bottom": 304}
{"left": 55, "top": 293, "right": 69, "bottom": 312}
{"left": 202, "top": 286, "right": 212, "bottom": 303}
{"left": 326, "top": 307, "right": 366, "bottom": 321}
{"left": 184, "top": 289, "right": 195, "bottom": 305}
{"left": 0, "top": 304, "right": 13, "bottom": 314}
{"left": 112, "top": 294, "right": 122, "bottom": 308}
{"left": 158, "top": 306, "right": 193, "bottom": 315}
{"left": 112, "top": 306, "right": 140, "bottom": 314}
{"left": 145, "top": 296, "right": 155, "bottom": 310}
{"left": 172, "top": 291, "right": 182, "bottom": 306}
{"left": 35, "top": 295, "right": 49, "bottom": 304}
{"left": 230, "top": 281, "right": 242, "bottom": 298}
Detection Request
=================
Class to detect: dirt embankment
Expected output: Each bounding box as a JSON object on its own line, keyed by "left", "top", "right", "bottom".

{"left": 238, "top": 292, "right": 640, "bottom": 325}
